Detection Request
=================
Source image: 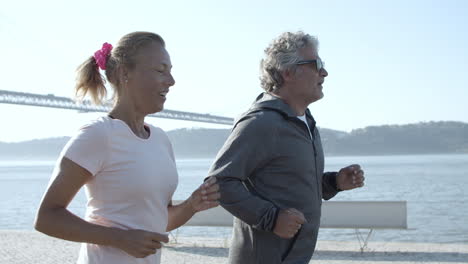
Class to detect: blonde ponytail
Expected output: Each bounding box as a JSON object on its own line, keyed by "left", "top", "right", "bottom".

{"left": 75, "top": 56, "right": 107, "bottom": 105}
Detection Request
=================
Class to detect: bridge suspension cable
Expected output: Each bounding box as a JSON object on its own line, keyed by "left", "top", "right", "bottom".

{"left": 0, "top": 90, "right": 234, "bottom": 125}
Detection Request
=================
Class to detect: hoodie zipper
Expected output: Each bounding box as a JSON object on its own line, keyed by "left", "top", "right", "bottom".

{"left": 295, "top": 119, "right": 321, "bottom": 202}
{"left": 311, "top": 128, "right": 321, "bottom": 201}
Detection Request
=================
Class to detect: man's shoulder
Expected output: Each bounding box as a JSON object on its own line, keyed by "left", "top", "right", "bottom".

{"left": 233, "top": 108, "right": 285, "bottom": 135}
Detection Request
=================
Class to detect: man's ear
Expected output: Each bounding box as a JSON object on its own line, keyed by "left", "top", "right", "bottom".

{"left": 282, "top": 68, "right": 297, "bottom": 83}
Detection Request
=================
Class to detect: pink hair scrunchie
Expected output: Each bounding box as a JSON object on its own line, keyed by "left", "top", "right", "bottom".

{"left": 93, "top": 42, "right": 113, "bottom": 70}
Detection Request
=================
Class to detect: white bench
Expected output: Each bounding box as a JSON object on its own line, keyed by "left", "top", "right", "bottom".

{"left": 173, "top": 200, "right": 408, "bottom": 251}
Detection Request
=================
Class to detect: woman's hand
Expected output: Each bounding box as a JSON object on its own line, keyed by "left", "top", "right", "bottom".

{"left": 112, "top": 229, "right": 169, "bottom": 258}
{"left": 187, "top": 176, "right": 220, "bottom": 213}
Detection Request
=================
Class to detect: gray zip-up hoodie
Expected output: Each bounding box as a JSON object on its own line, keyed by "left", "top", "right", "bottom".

{"left": 207, "top": 93, "right": 340, "bottom": 264}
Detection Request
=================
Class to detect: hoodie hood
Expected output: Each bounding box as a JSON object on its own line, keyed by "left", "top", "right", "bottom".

{"left": 239, "top": 92, "right": 316, "bottom": 128}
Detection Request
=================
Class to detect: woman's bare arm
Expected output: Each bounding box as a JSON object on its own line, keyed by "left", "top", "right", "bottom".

{"left": 35, "top": 157, "right": 168, "bottom": 258}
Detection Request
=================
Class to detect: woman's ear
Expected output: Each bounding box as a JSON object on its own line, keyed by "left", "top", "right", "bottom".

{"left": 116, "top": 65, "right": 129, "bottom": 86}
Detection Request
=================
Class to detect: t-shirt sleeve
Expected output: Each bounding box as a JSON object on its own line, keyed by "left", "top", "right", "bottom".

{"left": 61, "top": 122, "right": 108, "bottom": 176}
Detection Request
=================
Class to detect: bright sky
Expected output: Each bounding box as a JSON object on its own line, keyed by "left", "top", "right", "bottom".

{"left": 1, "top": 0, "right": 467, "bottom": 142}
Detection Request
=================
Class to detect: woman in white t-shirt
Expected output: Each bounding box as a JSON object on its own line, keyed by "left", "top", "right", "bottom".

{"left": 34, "top": 32, "right": 220, "bottom": 264}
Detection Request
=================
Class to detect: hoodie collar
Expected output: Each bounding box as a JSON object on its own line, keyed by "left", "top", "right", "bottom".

{"left": 249, "top": 92, "right": 315, "bottom": 122}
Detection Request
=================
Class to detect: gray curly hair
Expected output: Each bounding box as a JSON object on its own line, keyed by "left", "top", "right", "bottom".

{"left": 260, "top": 31, "right": 319, "bottom": 92}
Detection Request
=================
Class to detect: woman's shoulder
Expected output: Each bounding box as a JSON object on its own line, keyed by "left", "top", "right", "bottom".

{"left": 147, "top": 124, "right": 169, "bottom": 140}
{"left": 61, "top": 116, "right": 112, "bottom": 175}
{"left": 75, "top": 116, "right": 112, "bottom": 138}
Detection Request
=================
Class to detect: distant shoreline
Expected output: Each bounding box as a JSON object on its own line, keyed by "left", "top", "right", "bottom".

{"left": 1, "top": 152, "right": 468, "bottom": 161}
{"left": 2, "top": 122, "right": 468, "bottom": 157}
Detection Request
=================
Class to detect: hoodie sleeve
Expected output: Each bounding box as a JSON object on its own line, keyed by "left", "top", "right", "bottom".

{"left": 322, "top": 172, "right": 340, "bottom": 200}
{"left": 207, "top": 113, "right": 279, "bottom": 232}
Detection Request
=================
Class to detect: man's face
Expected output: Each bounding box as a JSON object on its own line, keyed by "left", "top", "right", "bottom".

{"left": 289, "top": 45, "right": 328, "bottom": 105}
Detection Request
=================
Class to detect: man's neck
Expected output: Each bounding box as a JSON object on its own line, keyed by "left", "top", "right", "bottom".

{"left": 269, "top": 90, "right": 307, "bottom": 116}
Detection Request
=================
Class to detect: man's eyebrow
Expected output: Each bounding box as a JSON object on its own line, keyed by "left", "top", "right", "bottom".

{"left": 159, "top": 63, "right": 172, "bottom": 70}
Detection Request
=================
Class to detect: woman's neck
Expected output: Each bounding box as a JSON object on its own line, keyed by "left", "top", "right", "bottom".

{"left": 109, "top": 102, "right": 149, "bottom": 139}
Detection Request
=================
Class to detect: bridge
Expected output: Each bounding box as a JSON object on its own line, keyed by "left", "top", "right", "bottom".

{"left": 0, "top": 90, "right": 234, "bottom": 125}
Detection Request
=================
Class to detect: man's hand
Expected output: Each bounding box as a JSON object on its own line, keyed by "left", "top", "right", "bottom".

{"left": 336, "top": 164, "right": 365, "bottom": 191}
{"left": 273, "top": 208, "right": 307, "bottom": 239}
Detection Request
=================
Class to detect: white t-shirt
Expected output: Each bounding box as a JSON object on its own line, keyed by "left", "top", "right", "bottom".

{"left": 297, "top": 114, "right": 313, "bottom": 139}
{"left": 57, "top": 116, "right": 178, "bottom": 264}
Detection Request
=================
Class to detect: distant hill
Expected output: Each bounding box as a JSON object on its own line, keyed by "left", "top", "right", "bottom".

{"left": 166, "top": 128, "right": 230, "bottom": 158}
{"left": 1, "top": 121, "right": 467, "bottom": 160}
{"left": 323, "top": 121, "right": 468, "bottom": 155}
{"left": 0, "top": 137, "right": 69, "bottom": 160}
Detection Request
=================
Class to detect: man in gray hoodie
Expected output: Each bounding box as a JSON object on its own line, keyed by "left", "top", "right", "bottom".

{"left": 207, "top": 31, "right": 365, "bottom": 264}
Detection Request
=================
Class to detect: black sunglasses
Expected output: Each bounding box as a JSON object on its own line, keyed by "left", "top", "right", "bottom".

{"left": 296, "top": 58, "right": 324, "bottom": 72}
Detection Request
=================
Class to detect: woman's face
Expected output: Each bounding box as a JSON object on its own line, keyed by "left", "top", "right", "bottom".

{"left": 126, "top": 42, "right": 175, "bottom": 115}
